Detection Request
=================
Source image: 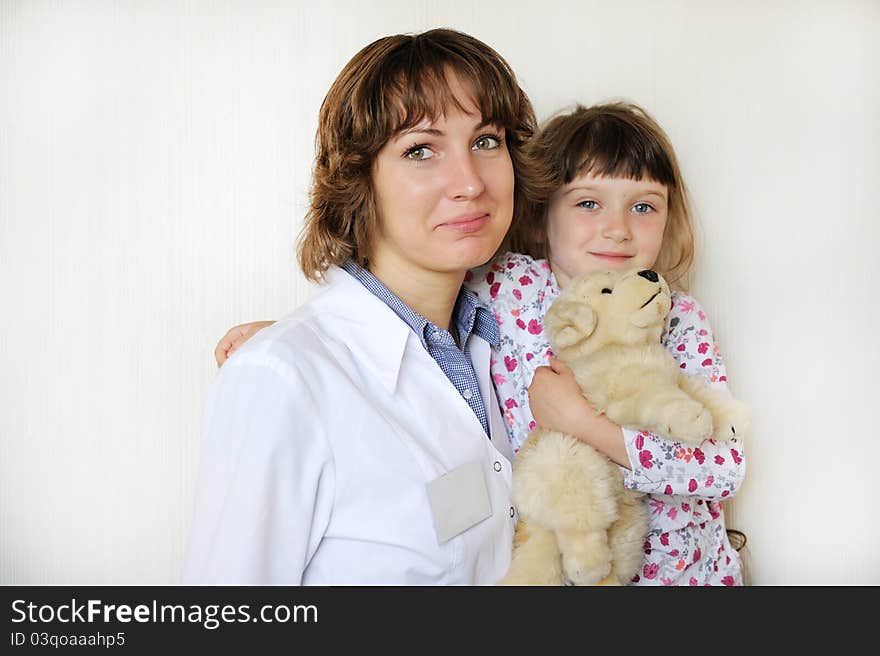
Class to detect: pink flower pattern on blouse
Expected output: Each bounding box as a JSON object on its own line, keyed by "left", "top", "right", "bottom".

{"left": 466, "top": 252, "right": 746, "bottom": 586}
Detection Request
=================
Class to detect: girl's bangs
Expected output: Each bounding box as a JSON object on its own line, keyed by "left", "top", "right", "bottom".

{"left": 570, "top": 120, "right": 677, "bottom": 187}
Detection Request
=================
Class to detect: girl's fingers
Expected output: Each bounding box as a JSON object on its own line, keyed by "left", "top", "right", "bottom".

{"left": 214, "top": 321, "right": 274, "bottom": 367}
{"left": 548, "top": 356, "right": 573, "bottom": 377}
{"left": 214, "top": 326, "right": 246, "bottom": 367}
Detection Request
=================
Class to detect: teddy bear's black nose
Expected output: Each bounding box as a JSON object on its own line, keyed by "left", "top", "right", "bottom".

{"left": 638, "top": 270, "right": 659, "bottom": 283}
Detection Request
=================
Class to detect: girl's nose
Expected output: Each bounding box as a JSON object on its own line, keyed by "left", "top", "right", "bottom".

{"left": 602, "top": 208, "right": 632, "bottom": 242}
{"left": 446, "top": 152, "right": 485, "bottom": 200}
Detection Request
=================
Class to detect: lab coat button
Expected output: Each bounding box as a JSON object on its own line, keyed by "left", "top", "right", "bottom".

{"left": 493, "top": 461, "right": 502, "bottom": 472}
{"left": 509, "top": 507, "right": 515, "bottom": 518}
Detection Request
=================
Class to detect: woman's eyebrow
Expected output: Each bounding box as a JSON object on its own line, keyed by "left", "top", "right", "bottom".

{"left": 398, "top": 127, "right": 444, "bottom": 138}
{"left": 397, "top": 119, "right": 497, "bottom": 140}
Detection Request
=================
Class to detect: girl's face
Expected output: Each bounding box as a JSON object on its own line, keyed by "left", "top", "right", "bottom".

{"left": 546, "top": 172, "right": 669, "bottom": 289}
{"left": 369, "top": 77, "right": 514, "bottom": 279}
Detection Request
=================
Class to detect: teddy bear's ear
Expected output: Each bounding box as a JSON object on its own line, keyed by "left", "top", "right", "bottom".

{"left": 546, "top": 300, "right": 597, "bottom": 350}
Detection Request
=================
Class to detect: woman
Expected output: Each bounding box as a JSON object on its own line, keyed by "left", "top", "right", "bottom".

{"left": 182, "top": 29, "right": 546, "bottom": 584}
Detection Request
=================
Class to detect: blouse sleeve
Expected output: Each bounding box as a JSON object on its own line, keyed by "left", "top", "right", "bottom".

{"left": 182, "top": 352, "right": 335, "bottom": 584}
{"left": 620, "top": 294, "right": 746, "bottom": 500}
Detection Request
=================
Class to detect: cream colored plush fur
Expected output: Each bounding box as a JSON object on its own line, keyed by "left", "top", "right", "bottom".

{"left": 501, "top": 269, "right": 750, "bottom": 586}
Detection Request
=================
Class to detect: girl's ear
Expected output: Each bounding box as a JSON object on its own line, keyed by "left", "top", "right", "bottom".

{"left": 546, "top": 300, "right": 597, "bottom": 349}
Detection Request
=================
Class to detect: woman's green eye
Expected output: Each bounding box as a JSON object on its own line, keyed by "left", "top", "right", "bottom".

{"left": 473, "top": 135, "right": 501, "bottom": 150}
{"left": 405, "top": 146, "right": 434, "bottom": 160}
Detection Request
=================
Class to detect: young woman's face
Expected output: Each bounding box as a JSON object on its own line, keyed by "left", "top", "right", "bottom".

{"left": 369, "top": 78, "right": 515, "bottom": 278}
{"left": 546, "top": 172, "right": 669, "bottom": 289}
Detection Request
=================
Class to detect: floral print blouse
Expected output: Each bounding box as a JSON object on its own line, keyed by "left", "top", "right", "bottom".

{"left": 465, "top": 252, "right": 746, "bottom": 586}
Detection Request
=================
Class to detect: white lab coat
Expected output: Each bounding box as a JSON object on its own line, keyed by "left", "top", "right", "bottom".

{"left": 183, "top": 266, "right": 516, "bottom": 585}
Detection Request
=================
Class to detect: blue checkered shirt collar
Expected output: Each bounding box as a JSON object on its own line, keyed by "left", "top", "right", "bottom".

{"left": 341, "top": 260, "right": 500, "bottom": 349}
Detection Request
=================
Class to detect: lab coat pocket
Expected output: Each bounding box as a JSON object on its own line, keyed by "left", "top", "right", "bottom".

{"left": 426, "top": 460, "right": 493, "bottom": 544}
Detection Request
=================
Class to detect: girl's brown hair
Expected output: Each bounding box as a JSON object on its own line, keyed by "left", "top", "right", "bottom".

{"left": 509, "top": 102, "right": 696, "bottom": 290}
{"left": 297, "top": 28, "right": 546, "bottom": 281}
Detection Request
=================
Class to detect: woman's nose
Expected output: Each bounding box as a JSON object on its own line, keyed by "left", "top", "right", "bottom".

{"left": 446, "top": 152, "right": 485, "bottom": 200}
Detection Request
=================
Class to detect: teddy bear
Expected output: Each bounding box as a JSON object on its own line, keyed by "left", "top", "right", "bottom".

{"left": 500, "top": 268, "right": 750, "bottom": 586}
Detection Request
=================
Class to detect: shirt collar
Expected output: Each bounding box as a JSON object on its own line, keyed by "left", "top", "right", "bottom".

{"left": 453, "top": 285, "right": 501, "bottom": 349}
{"left": 342, "top": 260, "right": 499, "bottom": 350}
{"left": 311, "top": 266, "right": 411, "bottom": 395}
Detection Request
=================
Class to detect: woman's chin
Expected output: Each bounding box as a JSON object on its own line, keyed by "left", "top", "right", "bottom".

{"left": 436, "top": 238, "right": 502, "bottom": 272}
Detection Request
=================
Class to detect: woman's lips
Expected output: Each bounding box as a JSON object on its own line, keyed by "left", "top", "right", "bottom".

{"left": 438, "top": 213, "right": 490, "bottom": 233}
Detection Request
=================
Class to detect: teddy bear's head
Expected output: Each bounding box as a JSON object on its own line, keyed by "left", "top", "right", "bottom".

{"left": 545, "top": 269, "right": 671, "bottom": 361}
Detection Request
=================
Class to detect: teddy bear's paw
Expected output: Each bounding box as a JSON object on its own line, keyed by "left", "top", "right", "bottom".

{"left": 562, "top": 552, "right": 612, "bottom": 586}
{"left": 499, "top": 571, "right": 541, "bottom": 586}
{"left": 711, "top": 422, "right": 738, "bottom": 441}
{"left": 711, "top": 399, "right": 751, "bottom": 441}
{"left": 560, "top": 541, "right": 612, "bottom": 586}
{"left": 665, "top": 400, "right": 713, "bottom": 445}
{"left": 499, "top": 560, "right": 566, "bottom": 586}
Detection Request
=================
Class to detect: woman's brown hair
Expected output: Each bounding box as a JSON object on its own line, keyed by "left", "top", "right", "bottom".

{"left": 508, "top": 102, "right": 696, "bottom": 290}
{"left": 297, "top": 28, "right": 546, "bottom": 281}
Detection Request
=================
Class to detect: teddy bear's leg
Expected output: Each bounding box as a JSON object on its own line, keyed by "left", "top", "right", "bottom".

{"left": 498, "top": 519, "right": 564, "bottom": 586}
{"left": 677, "top": 373, "right": 751, "bottom": 441}
{"left": 511, "top": 431, "right": 619, "bottom": 585}
{"left": 555, "top": 528, "right": 612, "bottom": 586}
{"left": 607, "top": 386, "right": 712, "bottom": 446}
{"left": 512, "top": 432, "right": 619, "bottom": 534}
{"left": 607, "top": 490, "right": 650, "bottom": 584}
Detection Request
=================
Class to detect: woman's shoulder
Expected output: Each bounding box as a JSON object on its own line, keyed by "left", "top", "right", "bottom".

{"left": 220, "top": 311, "right": 322, "bottom": 382}
{"left": 465, "top": 251, "right": 553, "bottom": 306}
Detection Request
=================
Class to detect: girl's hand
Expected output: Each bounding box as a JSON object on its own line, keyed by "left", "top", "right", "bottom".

{"left": 214, "top": 321, "right": 276, "bottom": 367}
{"left": 528, "top": 357, "right": 631, "bottom": 468}
{"left": 528, "top": 357, "right": 598, "bottom": 436}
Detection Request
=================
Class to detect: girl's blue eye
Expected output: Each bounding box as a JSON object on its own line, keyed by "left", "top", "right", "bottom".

{"left": 578, "top": 200, "right": 598, "bottom": 210}
{"left": 405, "top": 145, "right": 434, "bottom": 161}
{"left": 473, "top": 134, "right": 502, "bottom": 150}
{"left": 633, "top": 203, "right": 653, "bottom": 214}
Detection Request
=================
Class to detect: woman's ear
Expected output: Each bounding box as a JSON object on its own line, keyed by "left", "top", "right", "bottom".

{"left": 546, "top": 300, "right": 597, "bottom": 349}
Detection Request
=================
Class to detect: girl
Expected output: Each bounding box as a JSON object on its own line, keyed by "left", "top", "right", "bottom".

{"left": 216, "top": 102, "right": 746, "bottom": 586}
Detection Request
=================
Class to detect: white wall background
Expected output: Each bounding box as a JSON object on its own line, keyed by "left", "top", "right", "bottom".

{"left": 1, "top": 0, "right": 877, "bottom": 585}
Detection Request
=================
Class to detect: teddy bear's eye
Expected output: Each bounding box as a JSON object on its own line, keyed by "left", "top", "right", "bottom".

{"left": 601, "top": 288, "right": 613, "bottom": 294}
